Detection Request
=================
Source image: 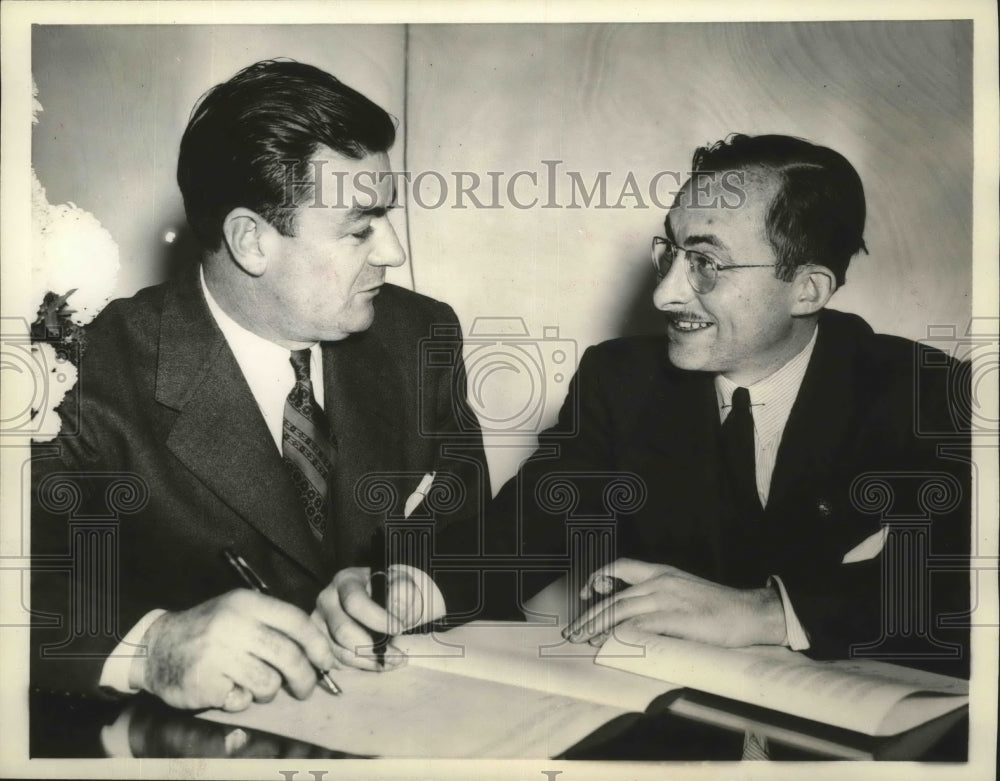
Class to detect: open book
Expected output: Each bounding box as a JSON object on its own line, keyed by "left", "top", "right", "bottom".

{"left": 200, "top": 621, "right": 967, "bottom": 757}
{"left": 403, "top": 621, "right": 967, "bottom": 737}
{"left": 595, "top": 625, "right": 968, "bottom": 736}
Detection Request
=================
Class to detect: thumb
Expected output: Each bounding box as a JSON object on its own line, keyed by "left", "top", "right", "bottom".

{"left": 387, "top": 572, "right": 424, "bottom": 633}
{"left": 583, "top": 558, "right": 667, "bottom": 597}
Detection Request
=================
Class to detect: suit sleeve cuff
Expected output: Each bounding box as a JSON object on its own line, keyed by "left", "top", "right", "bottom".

{"left": 98, "top": 609, "right": 166, "bottom": 694}
{"left": 390, "top": 565, "right": 446, "bottom": 627}
{"left": 767, "top": 576, "right": 810, "bottom": 651}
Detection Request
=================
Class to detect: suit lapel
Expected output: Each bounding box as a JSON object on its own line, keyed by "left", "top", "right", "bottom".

{"left": 155, "top": 274, "right": 325, "bottom": 580}
{"left": 636, "top": 358, "right": 728, "bottom": 557}
{"left": 321, "top": 330, "right": 405, "bottom": 568}
{"left": 766, "top": 314, "right": 859, "bottom": 518}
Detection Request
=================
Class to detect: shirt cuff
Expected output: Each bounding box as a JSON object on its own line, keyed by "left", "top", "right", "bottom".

{"left": 98, "top": 609, "right": 166, "bottom": 694}
{"left": 99, "top": 706, "right": 136, "bottom": 758}
{"left": 390, "top": 565, "right": 446, "bottom": 627}
{"left": 766, "top": 576, "right": 810, "bottom": 651}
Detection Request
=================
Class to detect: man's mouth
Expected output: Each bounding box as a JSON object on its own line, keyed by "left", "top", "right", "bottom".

{"left": 666, "top": 314, "right": 714, "bottom": 332}
{"left": 671, "top": 320, "right": 712, "bottom": 331}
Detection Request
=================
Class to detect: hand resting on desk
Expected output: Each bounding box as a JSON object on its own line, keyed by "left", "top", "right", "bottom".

{"left": 313, "top": 567, "right": 423, "bottom": 671}
{"left": 130, "top": 590, "right": 337, "bottom": 712}
{"left": 564, "top": 558, "right": 787, "bottom": 649}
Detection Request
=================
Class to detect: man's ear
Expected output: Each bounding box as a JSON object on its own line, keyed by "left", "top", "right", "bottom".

{"left": 221, "top": 208, "right": 270, "bottom": 277}
{"left": 790, "top": 264, "right": 837, "bottom": 316}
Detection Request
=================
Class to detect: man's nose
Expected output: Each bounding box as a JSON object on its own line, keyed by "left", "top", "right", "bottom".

{"left": 369, "top": 219, "right": 406, "bottom": 267}
{"left": 652, "top": 255, "right": 694, "bottom": 310}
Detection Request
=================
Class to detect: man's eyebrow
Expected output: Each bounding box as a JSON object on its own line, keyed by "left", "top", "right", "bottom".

{"left": 345, "top": 204, "right": 396, "bottom": 220}
{"left": 681, "top": 233, "right": 729, "bottom": 252}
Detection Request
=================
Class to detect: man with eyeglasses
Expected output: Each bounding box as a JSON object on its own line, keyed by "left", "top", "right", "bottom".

{"left": 491, "top": 134, "right": 970, "bottom": 680}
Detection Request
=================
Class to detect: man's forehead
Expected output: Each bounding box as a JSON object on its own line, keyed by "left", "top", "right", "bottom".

{"left": 309, "top": 146, "right": 396, "bottom": 210}
{"left": 667, "top": 169, "right": 778, "bottom": 236}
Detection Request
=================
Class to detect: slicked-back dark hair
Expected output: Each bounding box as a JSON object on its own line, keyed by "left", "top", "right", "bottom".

{"left": 177, "top": 59, "right": 396, "bottom": 250}
{"left": 690, "top": 134, "right": 867, "bottom": 286}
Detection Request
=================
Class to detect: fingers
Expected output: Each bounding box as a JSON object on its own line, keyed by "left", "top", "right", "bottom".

{"left": 235, "top": 590, "right": 336, "bottom": 674}
{"left": 386, "top": 571, "right": 424, "bottom": 632}
{"left": 226, "top": 652, "right": 283, "bottom": 702}
{"left": 564, "top": 592, "right": 658, "bottom": 642}
{"left": 221, "top": 683, "right": 253, "bottom": 712}
{"left": 581, "top": 574, "right": 628, "bottom": 601}
{"left": 314, "top": 573, "right": 405, "bottom": 671}
{"left": 317, "top": 570, "right": 388, "bottom": 635}
{"left": 142, "top": 590, "right": 342, "bottom": 710}
{"left": 243, "top": 623, "right": 320, "bottom": 699}
{"left": 566, "top": 572, "right": 778, "bottom": 648}
{"left": 578, "top": 558, "right": 672, "bottom": 600}
{"left": 331, "top": 621, "right": 390, "bottom": 671}
{"left": 308, "top": 611, "right": 382, "bottom": 671}
{"left": 341, "top": 577, "right": 392, "bottom": 635}
{"left": 225, "top": 590, "right": 344, "bottom": 697}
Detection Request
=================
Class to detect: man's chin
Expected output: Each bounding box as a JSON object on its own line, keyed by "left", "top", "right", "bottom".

{"left": 340, "top": 304, "right": 377, "bottom": 336}
{"left": 666, "top": 343, "right": 713, "bottom": 373}
{"left": 309, "top": 305, "right": 375, "bottom": 343}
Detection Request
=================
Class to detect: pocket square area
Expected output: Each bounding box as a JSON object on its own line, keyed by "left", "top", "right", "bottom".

{"left": 841, "top": 527, "right": 889, "bottom": 564}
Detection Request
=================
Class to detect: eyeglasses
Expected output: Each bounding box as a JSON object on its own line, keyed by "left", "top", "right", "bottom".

{"left": 651, "top": 236, "right": 777, "bottom": 294}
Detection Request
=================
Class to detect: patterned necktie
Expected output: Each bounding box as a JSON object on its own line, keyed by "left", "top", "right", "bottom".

{"left": 283, "top": 349, "right": 335, "bottom": 541}
{"left": 720, "top": 386, "right": 762, "bottom": 517}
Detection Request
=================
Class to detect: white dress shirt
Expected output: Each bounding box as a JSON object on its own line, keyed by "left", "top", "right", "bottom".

{"left": 714, "top": 326, "right": 818, "bottom": 650}
{"left": 99, "top": 268, "right": 444, "bottom": 693}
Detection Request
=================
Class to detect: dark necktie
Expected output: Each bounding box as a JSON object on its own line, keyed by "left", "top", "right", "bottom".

{"left": 722, "top": 387, "right": 770, "bottom": 760}
{"left": 720, "top": 386, "right": 762, "bottom": 517}
{"left": 283, "top": 349, "right": 336, "bottom": 541}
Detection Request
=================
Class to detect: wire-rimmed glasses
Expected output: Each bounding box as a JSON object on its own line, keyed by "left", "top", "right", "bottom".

{"left": 651, "top": 236, "right": 776, "bottom": 294}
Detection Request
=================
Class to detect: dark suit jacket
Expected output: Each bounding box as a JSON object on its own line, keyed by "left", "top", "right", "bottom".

{"left": 489, "top": 309, "right": 971, "bottom": 677}
{"left": 31, "top": 272, "right": 490, "bottom": 695}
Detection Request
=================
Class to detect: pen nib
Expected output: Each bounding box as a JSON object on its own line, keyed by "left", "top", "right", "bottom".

{"left": 318, "top": 671, "right": 342, "bottom": 696}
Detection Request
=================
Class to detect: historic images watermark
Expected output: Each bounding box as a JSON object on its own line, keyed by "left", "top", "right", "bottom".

{"left": 419, "top": 317, "right": 577, "bottom": 438}
{"left": 281, "top": 162, "right": 749, "bottom": 212}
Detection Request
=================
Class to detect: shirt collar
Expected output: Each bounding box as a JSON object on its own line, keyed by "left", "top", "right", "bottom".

{"left": 200, "top": 265, "right": 304, "bottom": 366}
{"left": 714, "top": 326, "right": 818, "bottom": 442}
{"left": 199, "top": 266, "right": 323, "bottom": 430}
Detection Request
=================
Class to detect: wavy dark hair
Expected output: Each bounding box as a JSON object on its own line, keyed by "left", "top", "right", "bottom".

{"left": 690, "top": 134, "right": 867, "bottom": 286}
{"left": 178, "top": 59, "right": 396, "bottom": 250}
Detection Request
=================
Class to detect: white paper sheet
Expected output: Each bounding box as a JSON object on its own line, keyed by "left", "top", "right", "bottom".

{"left": 198, "top": 663, "right": 627, "bottom": 758}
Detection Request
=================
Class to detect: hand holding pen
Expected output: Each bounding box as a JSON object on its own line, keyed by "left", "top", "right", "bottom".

{"left": 368, "top": 471, "right": 434, "bottom": 665}
{"left": 223, "top": 548, "right": 341, "bottom": 695}
{"left": 126, "top": 556, "right": 340, "bottom": 712}
{"left": 312, "top": 472, "right": 435, "bottom": 671}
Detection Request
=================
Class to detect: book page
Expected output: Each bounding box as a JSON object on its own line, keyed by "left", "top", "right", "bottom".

{"left": 597, "top": 627, "right": 968, "bottom": 736}
{"left": 400, "top": 621, "right": 679, "bottom": 711}
{"left": 198, "top": 663, "right": 627, "bottom": 758}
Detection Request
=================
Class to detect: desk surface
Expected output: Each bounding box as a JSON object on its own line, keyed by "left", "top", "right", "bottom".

{"left": 29, "top": 689, "right": 968, "bottom": 761}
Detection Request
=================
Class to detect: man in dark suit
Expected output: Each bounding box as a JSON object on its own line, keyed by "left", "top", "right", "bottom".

{"left": 31, "top": 60, "right": 489, "bottom": 711}
{"left": 494, "top": 134, "right": 970, "bottom": 678}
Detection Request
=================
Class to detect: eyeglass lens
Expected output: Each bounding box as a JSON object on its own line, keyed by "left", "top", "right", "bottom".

{"left": 653, "top": 239, "right": 716, "bottom": 293}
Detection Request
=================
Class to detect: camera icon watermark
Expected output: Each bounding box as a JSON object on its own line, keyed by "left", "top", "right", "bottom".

{"left": 915, "top": 318, "right": 998, "bottom": 439}
{"left": 419, "top": 317, "right": 578, "bottom": 437}
{"left": 0, "top": 317, "right": 80, "bottom": 439}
